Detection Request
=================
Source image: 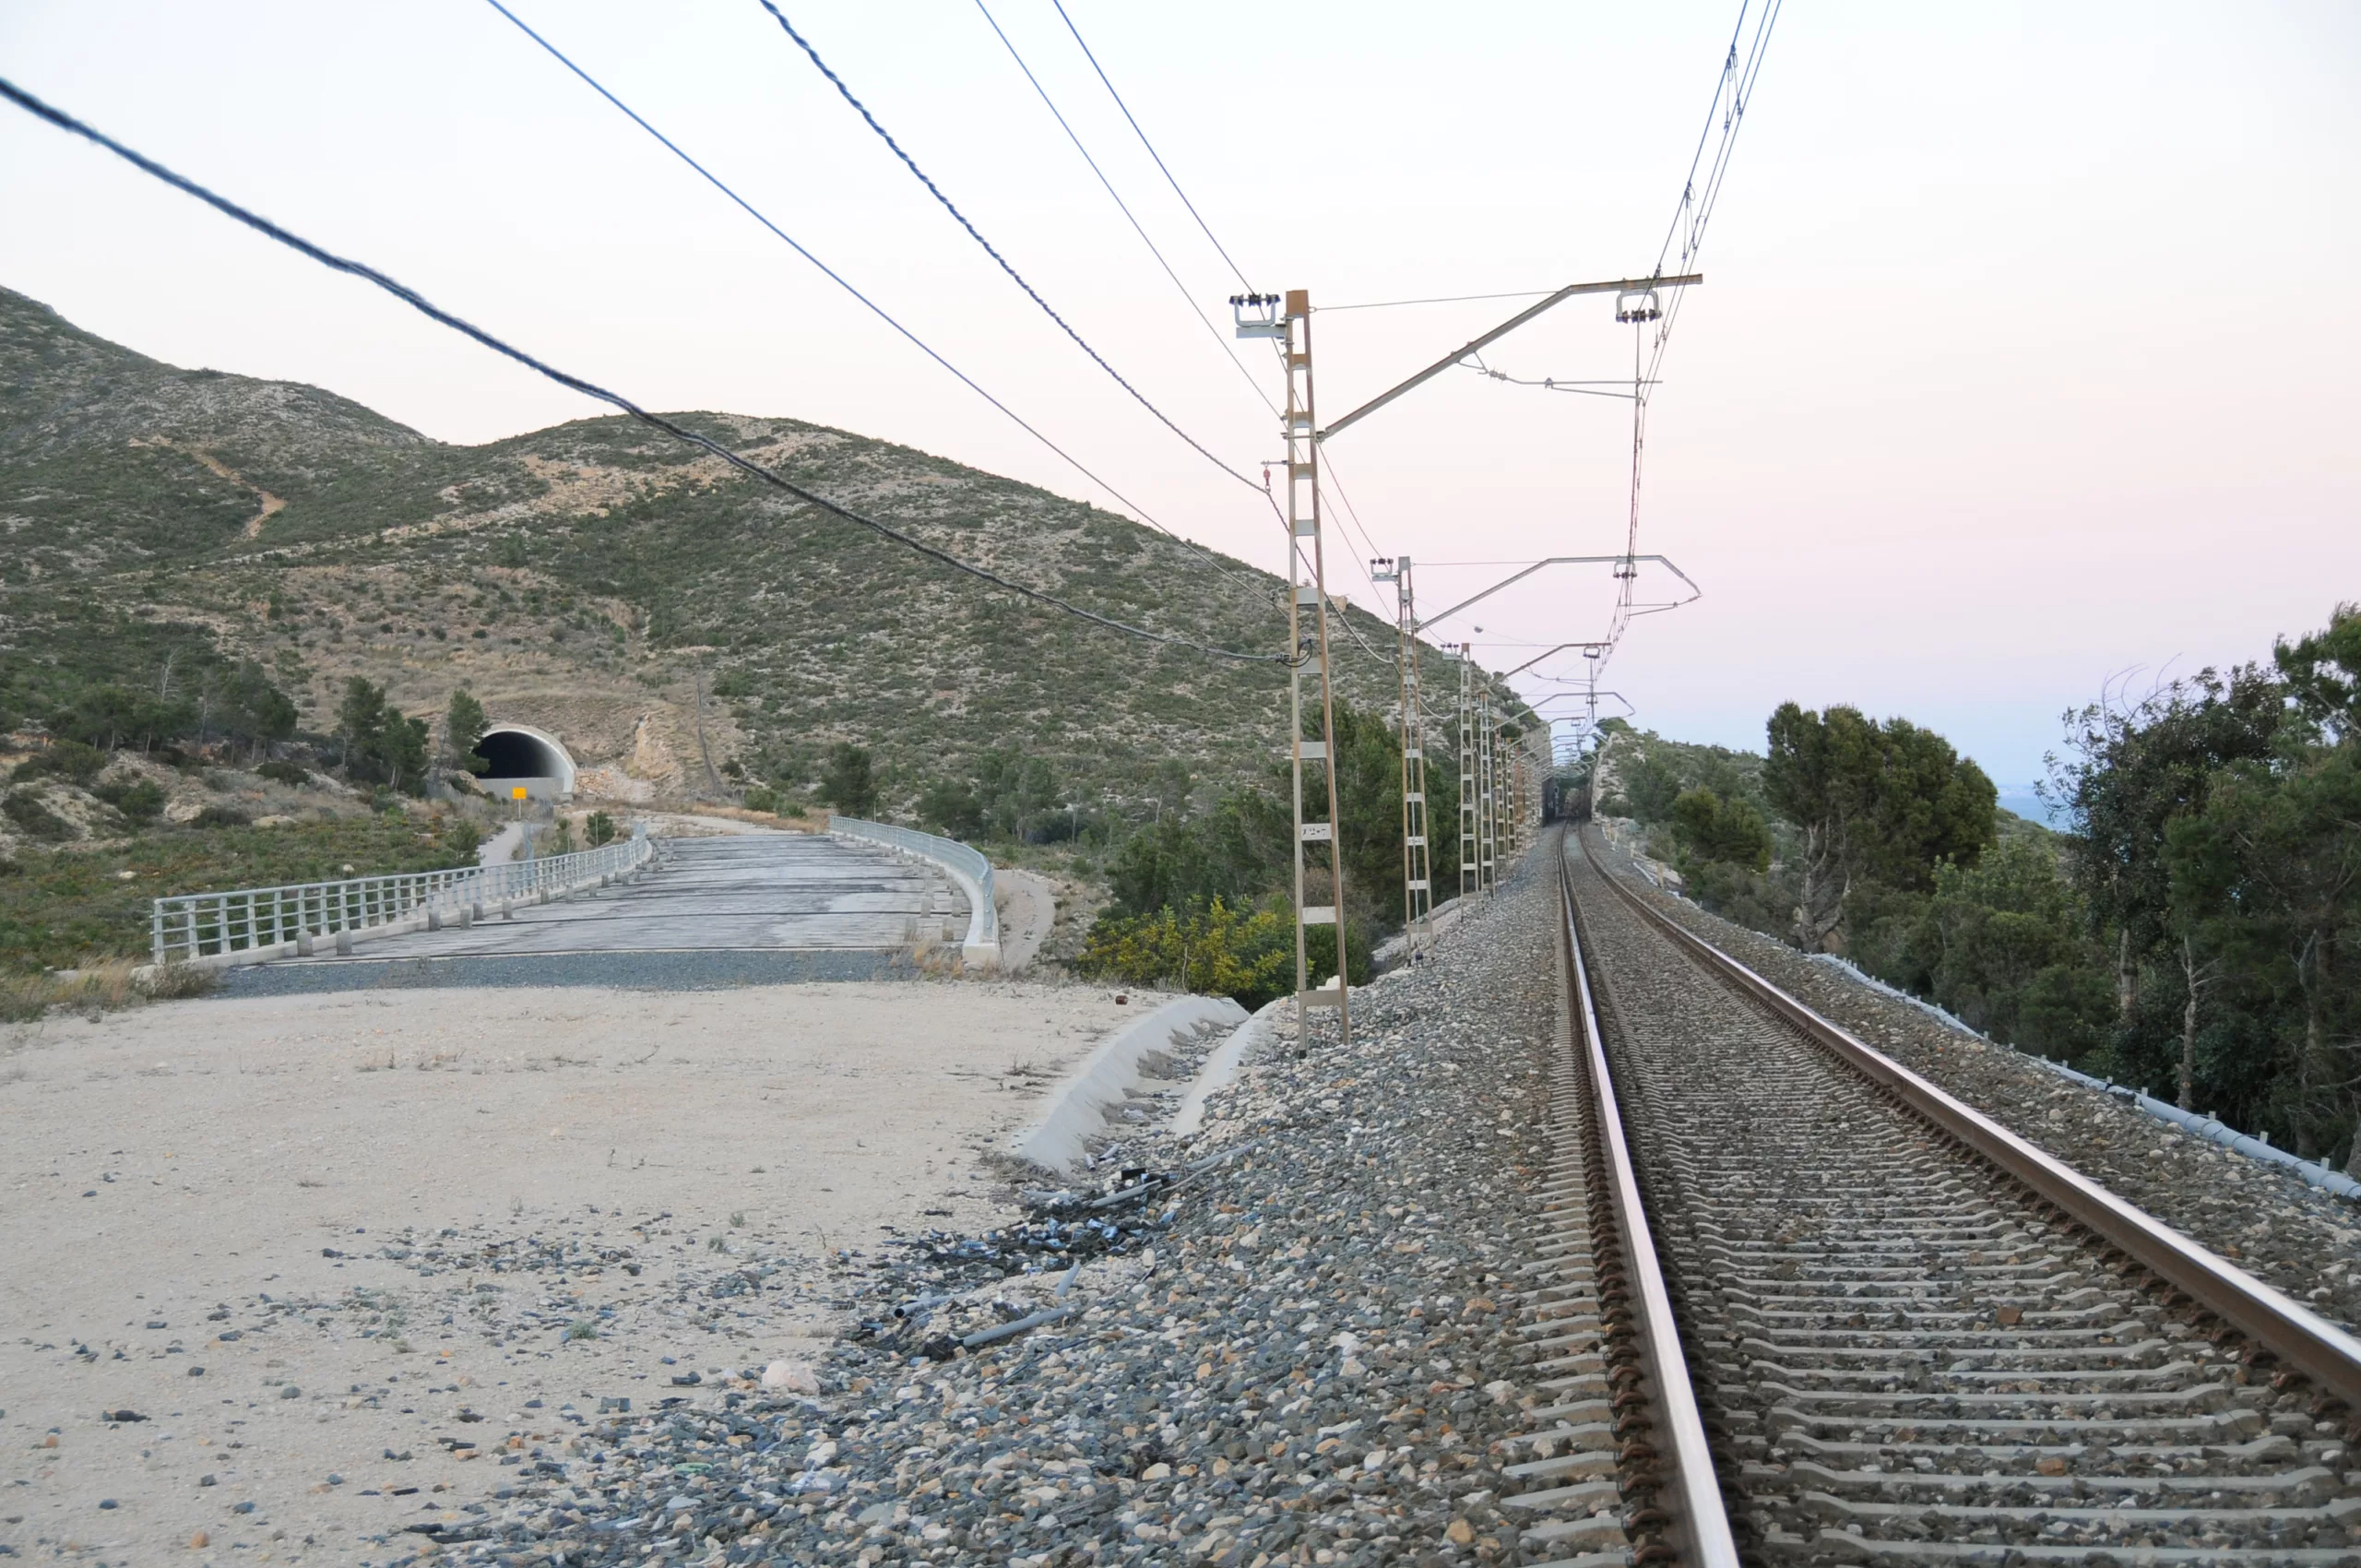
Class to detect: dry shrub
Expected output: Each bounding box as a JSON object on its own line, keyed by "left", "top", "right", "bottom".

{"left": 0, "top": 957, "right": 219, "bottom": 1022}
{"left": 140, "top": 962, "right": 221, "bottom": 1001}
{"left": 62, "top": 959, "right": 141, "bottom": 1015}
{"left": 0, "top": 972, "right": 50, "bottom": 1025}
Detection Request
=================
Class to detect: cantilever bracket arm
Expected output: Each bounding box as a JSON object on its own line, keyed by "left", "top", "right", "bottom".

{"left": 1416, "top": 554, "right": 1699, "bottom": 633}
{"left": 1316, "top": 272, "right": 1702, "bottom": 442}
{"left": 1528, "top": 690, "right": 1635, "bottom": 718}
{"left": 1501, "top": 642, "right": 1596, "bottom": 680}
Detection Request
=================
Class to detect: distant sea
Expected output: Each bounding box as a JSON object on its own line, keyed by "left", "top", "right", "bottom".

{"left": 1997, "top": 789, "right": 2067, "bottom": 829}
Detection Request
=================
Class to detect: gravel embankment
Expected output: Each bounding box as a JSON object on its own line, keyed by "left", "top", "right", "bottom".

{"left": 397, "top": 868, "right": 1568, "bottom": 1567}
{"left": 1586, "top": 831, "right": 2361, "bottom": 1336}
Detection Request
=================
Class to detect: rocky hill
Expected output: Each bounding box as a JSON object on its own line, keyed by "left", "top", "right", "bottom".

{"left": 0, "top": 285, "right": 1493, "bottom": 816}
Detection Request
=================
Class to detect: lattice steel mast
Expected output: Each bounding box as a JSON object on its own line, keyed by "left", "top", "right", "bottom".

{"left": 1238, "top": 290, "right": 1351, "bottom": 1045}
{"left": 1373, "top": 556, "right": 1432, "bottom": 958}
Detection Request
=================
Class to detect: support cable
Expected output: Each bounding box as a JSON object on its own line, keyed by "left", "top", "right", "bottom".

{"left": 0, "top": 76, "right": 1289, "bottom": 667}
{"left": 754, "top": 0, "right": 1266, "bottom": 495}
{"left": 983, "top": 6, "right": 1400, "bottom": 666}
{"left": 1051, "top": 0, "right": 1254, "bottom": 293}
{"left": 1314, "top": 449, "right": 1404, "bottom": 620}
{"left": 479, "top": 0, "right": 1249, "bottom": 590}
{"left": 966, "top": 1, "right": 1338, "bottom": 597}
{"left": 1318, "top": 289, "right": 1556, "bottom": 314}
{"left": 1001, "top": 4, "right": 1406, "bottom": 628}
{"left": 970, "top": 0, "right": 1277, "bottom": 420}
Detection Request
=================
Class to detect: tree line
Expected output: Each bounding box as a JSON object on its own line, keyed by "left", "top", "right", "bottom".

{"left": 892, "top": 697, "right": 1493, "bottom": 1005}
{"left": 2048, "top": 605, "right": 2359, "bottom": 1164}
{"left": 1603, "top": 604, "right": 2361, "bottom": 1172}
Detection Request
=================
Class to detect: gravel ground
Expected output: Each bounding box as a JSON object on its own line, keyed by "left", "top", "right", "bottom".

{"left": 1584, "top": 830, "right": 2361, "bottom": 1336}
{"left": 0, "top": 980, "right": 1132, "bottom": 1564}
{"left": 392, "top": 861, "right": 1572, "bottom": 1568}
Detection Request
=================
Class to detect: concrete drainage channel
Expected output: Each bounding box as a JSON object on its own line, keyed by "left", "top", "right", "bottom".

{"left": 1006, "top": 994, "right": 1253, "bottom": 1174}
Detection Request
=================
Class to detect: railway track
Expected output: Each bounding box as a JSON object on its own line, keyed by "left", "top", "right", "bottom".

{"left": 1497, "top": 824, "right": 2361, "bottom": 1566}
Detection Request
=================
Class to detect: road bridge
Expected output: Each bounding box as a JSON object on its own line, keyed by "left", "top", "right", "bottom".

{"left": 276, "top": 831, "right": 967, "bottom": 963}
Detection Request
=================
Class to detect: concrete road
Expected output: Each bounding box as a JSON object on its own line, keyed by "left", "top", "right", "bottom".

{"left": 280, "top": 831, "right": 968, "bottom": 961}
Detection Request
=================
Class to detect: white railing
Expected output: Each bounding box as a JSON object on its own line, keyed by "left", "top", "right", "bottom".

{"left": 150, "top": 826, "right": 652, "bottom": 967}
{"left": 827, "top": 814, "right": 999, "bottom": 966}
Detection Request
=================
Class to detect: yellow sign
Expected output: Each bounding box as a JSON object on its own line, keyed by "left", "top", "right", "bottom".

{"left": 511, "top": 786, "right": 528, "bottom": 801}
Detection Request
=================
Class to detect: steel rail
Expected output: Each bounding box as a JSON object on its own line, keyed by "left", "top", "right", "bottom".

{"left": 1555, "top": 837, "right": 1742, "bottom": 1568}
{"left": 1574, "top": 825, "right": 2361, "bottom": 1413}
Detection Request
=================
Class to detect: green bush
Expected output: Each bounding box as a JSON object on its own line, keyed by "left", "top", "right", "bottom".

{"left": 585, "top": 811, "right": 617, "bottom": 846}
{"left": 916, "top": 778, "right": 983, "bottom": 838}
{"left": 189, "top": 803, "right": 251, "bottom": 829}
{"left": 4, "top": 789, "right": 75, "bottom": 841}
{"left": 1074, "top": 895, "right": 1372, "bottom": 1006}
{"left": 92, "top": 777, "right": 166, "bottom": 823}
{"left": 256, "top": 759, "right": 311, "bottom": 787}
{"left": 821, "top": 743, "right": 877, "bottom": 820}
{"left": 740, "top": 787, "right": 778, "bottom": 815}
{"left": 1073, "top": 898, "right": 1294, "bottom": 1007}
{"left": 12, "top": 741, "right": 108, "bottom": 787}
{"left": 1668, "top": 786, "right": 1771, "bottom": 872}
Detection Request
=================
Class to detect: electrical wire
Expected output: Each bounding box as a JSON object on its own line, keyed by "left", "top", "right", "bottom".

{"left": 1050, "top": 0, "right": 1252, "bottom": 293}
{"left": 977, "top": 6, "right": 1397, "bottom": 668}
{"left": 969, "top": 0, "right": 1277, "bottom": 420}
{"left": 1465, "top": 352, "right": 1640, "bottom": 400}
{"left": 479, "top": 0, "right": 1251, "bottom": 593}
{"left": 997, "top": 3, "right": 1406, "bottom": 645}
{"left": 1642, "top": 0, "right": 1782, "bottom": 389}
{"left": 1580, "top": 0, "right": 1783, "bottom": 693}
{"left": 754, "top": 0, "right": 1267, "bottom": 498}
{"left": 968, "top": 0, "right": 1354, "bottom": 643}
{"left": 1312, "top": 448, "right": 1397, "bottom": 605}
{"left": 0, "top": 75, "right": 1292, "bottom": 667}
{"left": 1317, "top": 289, "right": 1556, "bottom": 313}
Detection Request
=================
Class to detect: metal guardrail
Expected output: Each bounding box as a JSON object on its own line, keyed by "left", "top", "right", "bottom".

{"left": 1807, "top": 950, "right": 2361, "bottom": 1201}
{"left": 150, "top": 825, "right": 651, "bottom": 966}
{"left": 826, "top": 815, "right": 999, "bottom": 965}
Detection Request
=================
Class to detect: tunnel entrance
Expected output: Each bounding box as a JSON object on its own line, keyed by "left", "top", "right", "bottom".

{"left": 476, "top": 724, "right": 575, "bottom": 802}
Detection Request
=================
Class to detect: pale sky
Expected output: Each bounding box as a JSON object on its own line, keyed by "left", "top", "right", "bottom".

{"left": 4, "top": 1, "right": 2355, "bottom": 785}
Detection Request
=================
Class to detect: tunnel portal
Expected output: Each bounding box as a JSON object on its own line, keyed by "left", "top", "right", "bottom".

{"left": 475, "top": 724, "right": 575, "bottom": 801}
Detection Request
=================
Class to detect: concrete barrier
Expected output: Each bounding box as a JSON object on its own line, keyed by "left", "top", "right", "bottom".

{"left": 826, "top": 815, "right": 1000, "bottom": 968}
{"left": 1170, "top": 997, "right": 1285, "bottom": 1138}
{"left": 1009, "top": 995, "right": 1248, "bottom": 1172}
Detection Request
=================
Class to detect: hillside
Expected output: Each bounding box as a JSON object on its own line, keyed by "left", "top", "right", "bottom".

{"left": 0, "top": 285, "right": 1494, "bottom": 816}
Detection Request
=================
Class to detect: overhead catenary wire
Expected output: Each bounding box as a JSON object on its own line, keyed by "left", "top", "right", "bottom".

{"left": 755, "top": 0, "right": 1268, "bottom": 498}
{"left": 478, "top": 0, "right": 1262, "bottom": 603}
{"left": 964, "top": 4, "right": 1401, "bottom": 673}
{"left": 0, "top": 76, "right": 1291, "bottom": 668}
{"left": 1000, "top": 2, "right": 1402, "bottom": 665}
{"left": 1584, "top": 0, "right": 1782, "bottom": 690}
{"left": 1311, "top": 448, "right": 1402, "bottom": 612}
